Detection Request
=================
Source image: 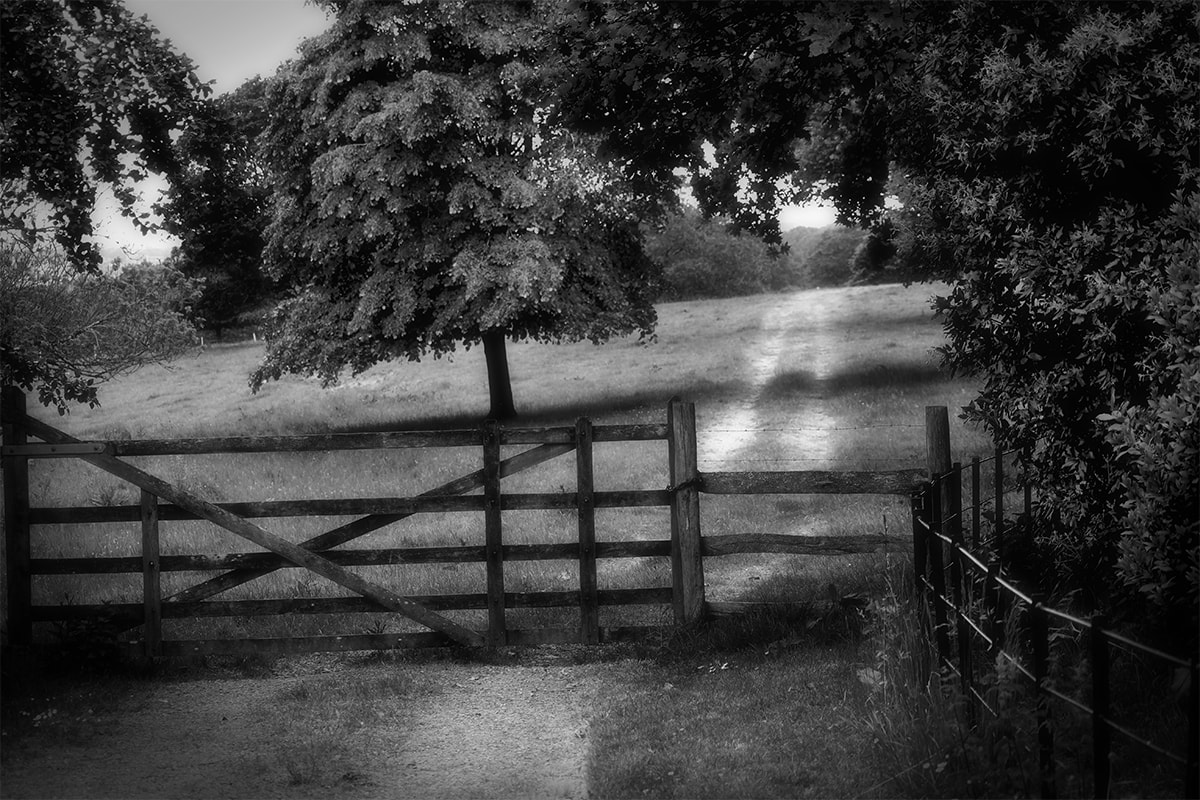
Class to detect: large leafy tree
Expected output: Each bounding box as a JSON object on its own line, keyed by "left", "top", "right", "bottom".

{"left": 1, "top": 0, "right": 210, "bottom": 272}
{"left": 888, "top": 2, "right": 1199, "bottom": 626}
{"left": 562, "top": 1, "right": 1198, "bottom": 629}
{"left": 251, "top": 0, "right": 658, "bottom": 418}
{"left": 1, "top": 0, "right": 210, "bottom": 408}
{"left": 557, "top": 1, "right": 906, "bottom": 240}
{"left": 159, "top": 77, "right": 276, "bottom": 338}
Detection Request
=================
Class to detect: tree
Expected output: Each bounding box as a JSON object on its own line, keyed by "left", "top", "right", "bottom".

{"left": 1, "top": 0, "right": 212, "bottom": 410}
{"left": 251, "top": 0, "right": 658, "bottom": 418}
{"left": 557, "top": 1, "right": 906, "bottom": 241}
{"left": 0, "top": 244, "right": 200, "bottom": 412}
{"left": 645, "top": 207, "right": 786, "bottom": 300}
{"left": 1, "top": 0, "right": 210, "bottom": 272}
{"left": 561, "top": 1, "right": 1198, "bottom": 629}
{"left": 890, "top": 2, "right": 1199, "bottom": 626}
{"left": 159, "top": 77, "right": 277, "bottom": 339}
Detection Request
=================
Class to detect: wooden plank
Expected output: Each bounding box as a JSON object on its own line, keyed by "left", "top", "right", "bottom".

{"left": 700, "top": 469, "right": 927, "bottom": 496}
{"left": 30, "top": 488, "right": 669, "bottom": 524}
{"left": 499, "top": 427, "right": 573, "bottom": 445}
{"left": 30, "top": 539, "right": 673, "bottom": 575}
{"left": 107, "top": 425, "right": 659, "bottom": 454}
{"left": 30, "top": 588, "right": 676, "bottom": 622}
{"left": 576, "top": 417, "right": 599, "bottom": 644}
{"left": 701, "top": 533, "right": 908, "bottom": 557}
{"left": 1, "top": 387, "right": 32, "bottom": 645}
{"left": 483, "top": 420, "right": 506, "bottom": 646}
{"left": 2, "top": 442, "right": 108, "bottom": 456}
{"left": 668, "top": 398, "right": 705, "bottom": 625}
{"left": 31, "top": 495, "right": 485, "bottom": 523}
{"left": 110, "top": 429, "right": 482, "bottom": 455}
{"left": 592, "top": 424, "right": 669, "bottom": 442}
{"left": 17, "top": 414, "right": 485, "bottom": 646}
{"left": 140, "top": 490, "right": 162, "bottom": 658}
{"left": 157, "top": 441, "right": 573, "bottom": 606}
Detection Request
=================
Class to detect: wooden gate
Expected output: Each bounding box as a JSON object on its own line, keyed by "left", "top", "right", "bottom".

{"left": 2, "top": 388, "right": 924, "bottom": 658}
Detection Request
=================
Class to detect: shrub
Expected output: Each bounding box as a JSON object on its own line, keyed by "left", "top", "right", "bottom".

{"left": 646, "top": 208, "right": 789, "bottom": 299}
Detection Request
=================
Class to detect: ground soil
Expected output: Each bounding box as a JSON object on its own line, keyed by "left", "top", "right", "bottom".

{"left": 1, "top": 287, "right": 863, "bottom": 799}
{"left": 1, "top": 652, "right": 608, "bottom": 799}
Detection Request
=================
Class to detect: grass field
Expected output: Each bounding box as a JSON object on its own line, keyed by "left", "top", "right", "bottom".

{"left": 13, "top": 281, "right": 993, "bottom": 644}
{"left": 6, "top": 280, "right": 1015, "bottom": 797}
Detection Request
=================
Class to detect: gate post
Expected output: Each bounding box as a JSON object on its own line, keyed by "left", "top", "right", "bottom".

{"left": 668, "top": 398, "right": 704, "bottom": 626}
{"left": 482, "top": 419, "right": 506, "bottom": 647}
{"left": 575, "top": 417, "right": 600, "bottom": 644}
{"left": 1, "top": 386, "right": 32, "bottom": 645}
{"left": 140, "top": 489, "right": 163, "bottom": 658}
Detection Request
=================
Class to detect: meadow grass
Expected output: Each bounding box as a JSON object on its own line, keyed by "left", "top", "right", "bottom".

{"left": 6, "top": 281, "right": 1010, "bottom": 798}
{"left": 12, "top": 281, "right": 987, "bottom": 645}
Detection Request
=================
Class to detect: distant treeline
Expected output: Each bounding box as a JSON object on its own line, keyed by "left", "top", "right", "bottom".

{"left": 645, "top": 208, "right": 913, "bottom": 301}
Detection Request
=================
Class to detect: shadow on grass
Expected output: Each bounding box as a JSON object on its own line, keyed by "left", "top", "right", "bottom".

{"left": 333, "top": 378, "right": 747, "bottom": 433}
{"left": 761, "top": 362, "right": 950, "bottom": 399}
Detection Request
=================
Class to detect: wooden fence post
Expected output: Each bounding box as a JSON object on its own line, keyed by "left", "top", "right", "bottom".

{"left": 1089, "top": 615, "right": 1110, "bottom": 800}
{"left": 141, "top": 489, "right": 163, "bottom": 658}
{"left": 927, "top": 477, "right": 952, "bottom": 669}
{"left": 1, "top": 386, "right": 32, "bottom": 646}
{"left": 1030, "top": 597, "right": 1057, "bottom": 799}
{"left": 575, "top": 417, "right": 599, "bottom": 645}
{"left": 668, "top": 398, "right": 704, "bottom": 626}
{"left": 926, "top": 406, "right": 952, "bottom": 477}
{"left": 482, "top": 419, "right": 506, "bottom": 647}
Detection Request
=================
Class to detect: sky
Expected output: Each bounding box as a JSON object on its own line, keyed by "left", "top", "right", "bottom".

{"left": 95, "top": 0, "right": 834, "bottom": 262}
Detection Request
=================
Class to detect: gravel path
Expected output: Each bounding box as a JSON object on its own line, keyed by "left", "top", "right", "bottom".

{"left": 1, "top": 659, "right": 603, "bottom": 800}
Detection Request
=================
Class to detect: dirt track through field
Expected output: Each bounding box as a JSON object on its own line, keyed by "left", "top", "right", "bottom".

{"left": 2, "top": 288, "right": 853, "bottom": 799}
{"left": 699, "top": 289, "right": 838, "bottom": 469}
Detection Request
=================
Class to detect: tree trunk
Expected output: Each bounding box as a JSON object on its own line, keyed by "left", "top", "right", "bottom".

{"left": 482, "top": 329, "right": 517, "bottom": 420}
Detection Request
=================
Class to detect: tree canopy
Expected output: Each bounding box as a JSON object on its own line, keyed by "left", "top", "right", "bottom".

{"left": 0, "top": 0, "right": 210, "bottom": 272}
{"left": 159, "top": 76, "right": 276, "bottom": 337}
{"left": 560, "top": 0, "right": 1198, "bottom": 627}
{"left": 1, "top": 0, "right": 211, "bottom": 408}
{"left": 251, "top": 0, "right": 658, "bottom": 417}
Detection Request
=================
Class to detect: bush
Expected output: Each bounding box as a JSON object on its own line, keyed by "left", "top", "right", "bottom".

{"left": 646, "top": 208, "right": 790, "bottom": 299}
{"left": 782, "top": 225, "right": 864, "bottom": 288}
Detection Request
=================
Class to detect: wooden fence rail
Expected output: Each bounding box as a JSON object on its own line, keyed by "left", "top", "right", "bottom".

{"left": 3, "top": 386, "right": 918, "bottom": 659}
{"left": 915, "top": 405, "right": 1200, "bottom": 800}
{"left": 2, "top": 386, "right": 916, "bottom": 657}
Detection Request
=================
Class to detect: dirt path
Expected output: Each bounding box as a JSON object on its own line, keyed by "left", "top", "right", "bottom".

{"left": 2, "top": 287, "right": 871, "bottom": 800}
{"left": 698, "top": 288, "right": 844, "bottom": 601}
{"left": 699, "top": 287, "right": 840, "bottom": 469}
{"left": 1, "top": 658, "right": 602, "bottom": 800}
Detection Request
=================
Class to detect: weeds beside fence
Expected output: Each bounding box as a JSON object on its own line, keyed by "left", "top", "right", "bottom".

{"left": 909, "top": 406, "right": 1199, "bottom": 798}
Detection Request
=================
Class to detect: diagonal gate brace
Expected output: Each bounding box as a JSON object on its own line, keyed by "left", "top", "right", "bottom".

{"left": 20, "top": 416, "right": 485, "bottom": 646}
{"left": 164, "top": 441, "right": 574, "bottom": 606}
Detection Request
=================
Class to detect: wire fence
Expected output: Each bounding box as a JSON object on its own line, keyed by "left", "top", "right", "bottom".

{"left": 911, "top": 471, "right": 1199, "bottom": 799}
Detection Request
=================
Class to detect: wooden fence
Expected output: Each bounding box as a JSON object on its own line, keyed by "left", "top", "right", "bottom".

{"left": 1, "top": 387, "right": 923, "bottom": 658}
{"left": 915, "top": 406, "right": 1199, "bottom": 799}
